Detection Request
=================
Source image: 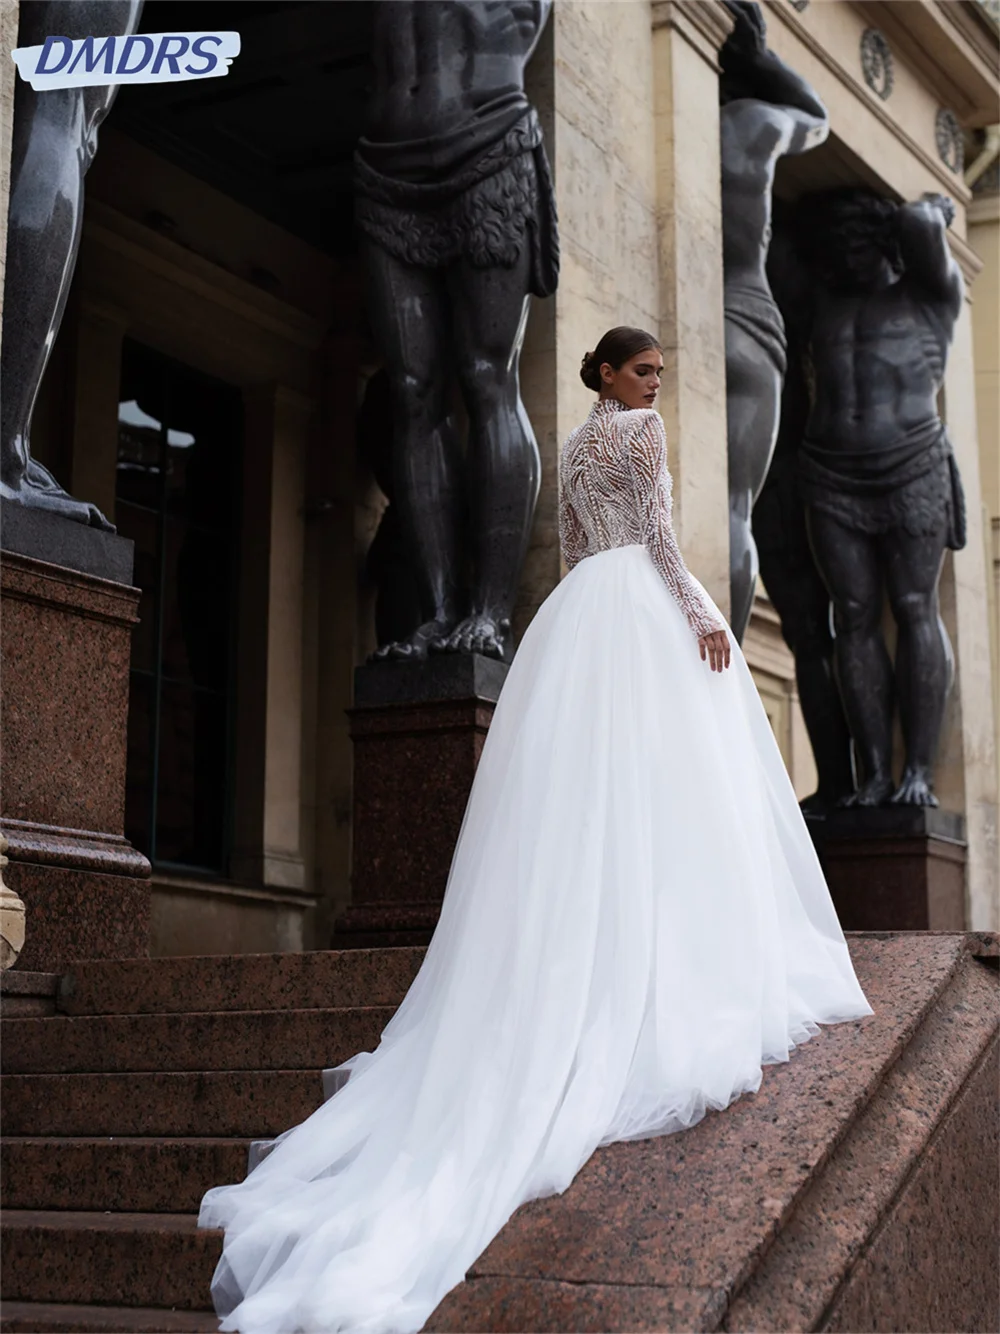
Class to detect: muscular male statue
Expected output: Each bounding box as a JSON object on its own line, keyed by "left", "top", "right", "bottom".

{"left": 754, "top": 207, "right": 855, "bottom": 813}
{"left": 356, "top": 1, "right": 558, "bottom": 662}
{"left": 1, "top": 0, "right": 144, "bottom": 530}
{"left": 794, "top": 190, "right": 966, "bottom": 807}
{"left": 718, "top": 1, "right": 828, "bottom": 642}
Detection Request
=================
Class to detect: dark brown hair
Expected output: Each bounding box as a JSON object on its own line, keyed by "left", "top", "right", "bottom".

{"left": 580, "top": 327, "right": 662, "bottom": 393}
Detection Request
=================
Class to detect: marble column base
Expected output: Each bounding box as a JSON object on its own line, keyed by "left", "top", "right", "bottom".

{"left": 334, "top": 654, "right": 508, "bottom": 948}
{"left": 807, "top": 807, "right": 967, "bottom": 931}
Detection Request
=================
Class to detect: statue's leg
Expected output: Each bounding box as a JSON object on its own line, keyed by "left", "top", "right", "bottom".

{"left": 431, "top": 244, "right": 538, "bottom": 660}
{"left": 882, "top": 522, "right": 950, "bottom": 806}
{"left": 806, "top": 507, "right": 894, "bottom": 805}
{"left": 364, "top": 243, "right": 465, "bottom": 661}
{"left": 1, "top": 0, "right": 142, "bottom": 529}
{"left": 757, "top": 541, "right": 855, "bottom": 810}
{"left": 725, "top": 321, "right": 782, "bottom": 644}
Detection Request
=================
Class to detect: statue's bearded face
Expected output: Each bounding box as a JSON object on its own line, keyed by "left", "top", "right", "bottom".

{"left": 807, "top": 192, "right": 902, "bottom": 293}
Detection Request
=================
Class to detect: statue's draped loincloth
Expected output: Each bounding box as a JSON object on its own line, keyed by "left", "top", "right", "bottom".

{"left": 798, "top": 418, "right": 966, "bottom": 549}
{"left": 724, "top": 284, "right": 788, "bottom": 377}
{"left": 354, "top": 93, "right": 559, "bottom": 298}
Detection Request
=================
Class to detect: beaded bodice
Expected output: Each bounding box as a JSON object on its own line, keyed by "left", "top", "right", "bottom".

{"left": 558, "top": 399, "right": 725, "bottom": 639}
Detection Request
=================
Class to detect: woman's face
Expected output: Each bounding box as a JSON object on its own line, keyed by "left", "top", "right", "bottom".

{"left": 601, "top": 347, "right": 663, "bottom": 410}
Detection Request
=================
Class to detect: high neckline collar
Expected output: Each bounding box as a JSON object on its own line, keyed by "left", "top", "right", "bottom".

{"left": 591, "top": 396, "right": 629, "bottom": 415}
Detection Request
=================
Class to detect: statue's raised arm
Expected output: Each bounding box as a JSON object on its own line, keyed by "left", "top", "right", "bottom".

{"left": 897, "top": 194, "right": 964, "bottom": 323}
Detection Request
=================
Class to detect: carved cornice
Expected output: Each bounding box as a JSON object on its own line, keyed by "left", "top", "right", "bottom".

{"left": 651, "top": 0, "right": 735, "bottom": 69}
{"left": 853, "top": 0, "right": 998, "bottom": 127}
{"left": 764, "top": 0, "right": 974, "bottom": 203}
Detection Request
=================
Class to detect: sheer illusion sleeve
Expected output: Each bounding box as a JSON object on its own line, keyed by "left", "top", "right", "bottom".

{"left": 558, "top": 476, "right": 589, "bottom": 571}
{"left": 626, "top": 412, "right": 726, "bottom": 639}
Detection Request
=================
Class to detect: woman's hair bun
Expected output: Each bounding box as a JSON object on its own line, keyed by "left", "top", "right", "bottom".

{"left": 579, "top": 326, "right": 662, "bottom": 395}
{"left": 579, "top": 350, "right": 601, "bottom": 393}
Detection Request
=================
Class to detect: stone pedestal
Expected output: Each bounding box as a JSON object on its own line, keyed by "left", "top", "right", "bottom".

{"left": 807, "top": 807, "right": 967, "bottom": 931}
{"left": 0, "top": 502, "right": 151, "bottom": 971}
{"left": 333, "top": 653, "right": 508, "bottom": 948}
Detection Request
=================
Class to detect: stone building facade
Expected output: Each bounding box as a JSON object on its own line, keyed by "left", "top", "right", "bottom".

{"left": 0, "top": 0, "right": 997, "bottom": 955}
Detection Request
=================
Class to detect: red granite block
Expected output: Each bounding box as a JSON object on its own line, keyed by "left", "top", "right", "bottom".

{"left": 57, "top": 946, "right": 425, "bottom": 1016}
{"left": 822, "top": 1036, "right": 999, "bottom": 1334}
{"left": 428, "top": 1276, "right": 729, "bottom": 1332}
{"left": 341, "top": 698, "right": 497, "bottom": 945}
{"left": 0, "top": 555, "right": 138, "bottom": 836}
{"left": 0, "top": 1211, "right": 220, "bottom": 1310}
{"left": 1, "top": 1071, "right": 322, "bottom": 1138}
{"left": 0, "top": 1005, "right": 394, "bottom": 1075}
{"left": 0, "top": 1301, "right": 218, "bottom": 1332}
{"left": 723, "top": 955, "right": 999, "bottom": 1330}
{"left": 1, "top": 552, "right": 151, "bottom": 970}
{"left": 5, "top": 863, "right": 150, "bottom": 974}
{"left": 1, "top": 1137, "right": 252, "bottom": 1213}
{"left": 0, "top": 971, "right": 59, "bottom": 1017}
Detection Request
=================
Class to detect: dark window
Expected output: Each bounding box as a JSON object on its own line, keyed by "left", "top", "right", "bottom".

{"left": 116, "top": 338, "right": 242, "bottom": 874}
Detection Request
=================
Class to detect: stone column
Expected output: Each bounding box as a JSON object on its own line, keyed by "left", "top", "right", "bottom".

{"left": 651, "top": 0, "right": 734, "bottom": 615}
{"left": 938, "top": 262, "right": 1000, "bottom": 931}
{"left": 231, "top": 384, "right": 311, "bottom": 893}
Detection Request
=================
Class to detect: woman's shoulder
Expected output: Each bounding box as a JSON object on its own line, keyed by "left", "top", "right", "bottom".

{"left": 617, "top": 408, "right": 666, "bottom": 450}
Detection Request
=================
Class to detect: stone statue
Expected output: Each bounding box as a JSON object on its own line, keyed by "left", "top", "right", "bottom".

{"left": 719, "top": 0, "right": 829, "bottom": 643}
{"left": 753, "top": 206, "right": 855, "bottom": 813}
{"left": 355, "top": 0, "right": 558, "bottom": 663}
{"left": 791, "top": 189, "right": 966, "bottom": 807}
{"left": 1, "top": 1, "right": 144, "bottom": 532}
{"left": 357, "top": 369, "right": 426, "bottom": 649}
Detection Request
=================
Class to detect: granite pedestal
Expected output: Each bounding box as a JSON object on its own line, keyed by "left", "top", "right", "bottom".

{"left": 333, "top": 653, "right": 508, "bottom": 947}
{"left": 0, "top": 502, "right": 151, "bottom": 971}
{"left": 807, "top": 806, "right": 967, "bottom": 931}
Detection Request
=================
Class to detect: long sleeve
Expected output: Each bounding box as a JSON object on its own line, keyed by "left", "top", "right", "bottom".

{"left": 626, "top": 412, "right": 726, "bottom": 639}
{"left": 558, "top": 474, "right": 589, "bottom": 571}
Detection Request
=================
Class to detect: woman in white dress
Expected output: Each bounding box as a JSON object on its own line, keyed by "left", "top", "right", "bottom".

{"left": 199, "top": 326, "right": 872, "bottom": 1334}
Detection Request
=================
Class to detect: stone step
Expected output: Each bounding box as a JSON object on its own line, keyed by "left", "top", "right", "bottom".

{"left": 0, "top": 1301, "right": 218, "bottom": 1333}
{"left": 1, "top": 1070, "right": 322, "bottom": 1138}
{"left": 1, "top": 1005, "right": 395, "bottom": 1075}
{"left": 57, "top": 947, "right": 425, "bottom": 1016}
{"left": 1, "top": 1138, "right": 253, "bottom": 1213}
{"left": 0, "top": 1212, "right": 221, "bottom": 1311}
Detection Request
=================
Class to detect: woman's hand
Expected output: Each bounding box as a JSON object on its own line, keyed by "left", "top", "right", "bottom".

{"left": 699, "top": 629, "right": 732, "bottom": 672}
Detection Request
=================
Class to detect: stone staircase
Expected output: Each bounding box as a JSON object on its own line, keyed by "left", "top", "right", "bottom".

{"left": 0, "top": 948, "right": 424, "bottom": 1333}
{"left": 1, "top": 933, "right": 997, "bottom": 1333}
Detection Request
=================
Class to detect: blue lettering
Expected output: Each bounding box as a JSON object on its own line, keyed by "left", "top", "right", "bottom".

{"left": 35, "top": 35, "right": 72, "bottom": 74}
{"left": 184, "top": 34, "right": 221, "bottom": 75}
{"left": 151, "top": 34, "right": 190, "bottom": 75}
{"left": 67, "top": 35, "right": 116, "bottom": 76}
{"left": 115, "top": 34, "right": 153, "bottom": 75}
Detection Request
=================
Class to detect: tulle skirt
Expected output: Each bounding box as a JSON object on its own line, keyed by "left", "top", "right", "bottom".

{"left": 198, "top": 543, "right": 872, "bottom": 1334}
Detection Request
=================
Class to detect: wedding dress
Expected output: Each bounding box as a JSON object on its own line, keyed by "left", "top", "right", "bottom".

{"left": 199, "top": 397, "right": 872, "bottom": 1334}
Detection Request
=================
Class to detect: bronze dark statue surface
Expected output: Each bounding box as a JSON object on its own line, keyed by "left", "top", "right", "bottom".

{"left": 1, "top": 0, "right": 144, "bottom": 531}
{"left": 753, "top": 209, "right": 855, "bottom": 813}
{"left": 718, "top": 1, "right": 828, "bottom": 643}
{"left": 356, "top": 0, "right": 557, "bottom": 663}
{"left": 782, "top": 189, "right": 966, "bottom": 808}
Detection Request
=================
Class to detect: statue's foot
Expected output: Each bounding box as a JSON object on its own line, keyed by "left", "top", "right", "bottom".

{"left": 890, "top": 767, "right": 939, "bottom": 807}
{"left": 13, "top": 462, "right": 117, "bottom": 532}
{"left": 429, "top": 612, "right": 510, "bottom": 659}
{"left": 368, "top": 617, "right": 457, "bottom": 663}
{"left": 838, "top": 774, "right": 895, "bottom": 808}
{"left": 800, "top": 789, "right": 853, "bottom": 816}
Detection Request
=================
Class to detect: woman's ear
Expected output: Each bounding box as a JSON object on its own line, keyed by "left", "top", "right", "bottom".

{"left": 601, "top": 363, "right": 614, "bottom": 385}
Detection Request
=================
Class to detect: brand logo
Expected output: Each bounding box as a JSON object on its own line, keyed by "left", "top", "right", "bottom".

{"left": 11, "top": 31, "right": 241, "bottom": 89}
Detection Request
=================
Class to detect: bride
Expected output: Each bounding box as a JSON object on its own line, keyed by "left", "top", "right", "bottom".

{"left": 199, "top": 325, "right": 873, "bottom": 1334}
